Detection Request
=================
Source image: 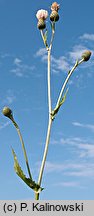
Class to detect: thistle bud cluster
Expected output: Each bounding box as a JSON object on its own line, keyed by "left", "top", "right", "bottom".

{"left": 36, "top": 2, "right": 60, "bottom": 30}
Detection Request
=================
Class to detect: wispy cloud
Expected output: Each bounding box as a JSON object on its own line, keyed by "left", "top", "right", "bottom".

{"left": 73, "top": 121, "right": 94, "bottom": 132}
{"left": 37, "top": 160, "right": 94, "bottom": 179}
{"left": 54, "top": 181, "right": 81, "bottom": 188}
{"left": 35, "top": 43, "right": 93, "bottom": 75}
{"left": 2, "top": 89, "right": 16, "bottom": 105}
{"left": 0, "top": 121, "right": 10, "bottom": 130}
{"left": 67, "top": 162, "right": 94, "bottom": 177}
{"left": 35, "top": 48, "right": 70, "bottom": 73}
{"left": 36, "top": 160, "right": 86, "bottom": 173}
{"left": 0, "top": 53, "right": 11, "bottom": 59}
{"left": 32, "top": 159, "right": 94, "bottom": 191}
{"left": 45, "top": 161, "right": 83, "bottom": 172}
{"left": 14, "top": 57, "right": 22, "bottom": 65}
{"left": 67, "top": 169, "right": 94, "bottom": 177}
{"left": 35, "top": 48, "right": 47, "bottom": 57}
{"left": 69, "top": 45, "right": 88, "bottom": 62}
{"left": 51, "top": 56, "right": 70, "bottom": 72}
{"left": 35, "top": 32, "right": 94, "bottom": 83}
{"left": 10, "top": 57, "right": 35, "bottom": 77}
{"left": 51, "top": 135, "right": 94, "bottom": 158}
{"left": 80, "top": 33, "right": 94, "bottom": 41}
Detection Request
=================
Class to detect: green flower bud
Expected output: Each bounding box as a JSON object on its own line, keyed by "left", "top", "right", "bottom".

{"left": 2, "top": 106, "right": 13, "bottom": 119}
{"left": 50, "top": 11, "right": 59, "bottom": 22}
{"left": 37, "top": 19, "right": 46, "bottom": 30}
{"left": 81, "top": 50, "right": 91, "bottom": 61}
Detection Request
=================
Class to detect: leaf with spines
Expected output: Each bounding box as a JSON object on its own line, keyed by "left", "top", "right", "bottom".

{"left": 12, "top": 148, "right": 43, "bottom": 192}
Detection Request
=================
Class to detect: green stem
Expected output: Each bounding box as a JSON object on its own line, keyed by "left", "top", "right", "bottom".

{"left": 47, "top": 48, "right": 52, "bottom": 116}
{"left": 49, "top": 22, "right": 55, "bottom": 50}
{"left": 10, "top": 116, "right": 32, "bottom": 180}
{"left": 35, "top": 192, "right": 39, "bottom": 200}
{"left": 40, "top": 30, "right": 49, "bottom": 50}
{"left": 35, "top": 23, "right": 56, "bottom": 200}
{"left": 35, "top": 118, "right": 52, "bottom": 200}
{"left": 38, "top": 118, "right": 52, "bottom": 186}
{"left": 35, "top": 47, "right": 53, "bottom": 200}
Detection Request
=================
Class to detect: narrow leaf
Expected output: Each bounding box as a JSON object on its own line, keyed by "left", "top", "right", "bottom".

{"left": 51, "top": 88, "right": 69, "bottom": 120}
{"left": 12, "top": 148, "right": 43, "bottom": 192}
{"left": 59, "top": 88, "right": 69, "bottom": 106}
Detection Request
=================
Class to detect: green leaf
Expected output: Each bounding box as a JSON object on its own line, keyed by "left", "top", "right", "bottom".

{"left": 51, "top": 88, "right": 69, "bottom": 120}
{"left": 68, "top": 70, "right": 71, "bottom": 74}
{"left": 59, "top": 88, "right": 69, "bottom": 106}
{"left": 12, "top": 148, "right": 43, "bottom": 192}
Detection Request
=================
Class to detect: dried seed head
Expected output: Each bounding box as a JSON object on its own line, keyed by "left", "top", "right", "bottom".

{"left": 2, "top": 106, "right": 13, "bottom": 119}
{"left": 51, "top": 2, "right": 60, "bottom": 12}
{"left": 50, "top": 11, "right": 59, "bottom": 22}
{"left": 37, "top": 19, "right": 46, "bottom": 30}
{"left": 81, "top": 50, "right": 91, "bottom": 61}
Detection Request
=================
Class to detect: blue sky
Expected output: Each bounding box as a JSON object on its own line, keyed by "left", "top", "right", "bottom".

{"left": 0, "top": 0, "right": 94, "bottom": 200}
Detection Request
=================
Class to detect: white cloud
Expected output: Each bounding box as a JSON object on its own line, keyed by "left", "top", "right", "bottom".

{"left": 67, "top": 167, "right": 94, "bottom": 177}
{"left": 51, "top": 135, "right": 94, "bottom": 158}
{"left": 35, "top": 35, "right": 94, "bottom": 79}
{"left": 51, "top": 136, "right": 85, "bottom": 146}
{"left": 80, "top": 33, "right": 94, "bottom": 41}
{"left": 2, "top": 89, "right": 16, "bottom": 105}
{"left": 0, "top": 121, "right": 10, "bottom": 130}
{"left": 73, "top": 121, "right": 94, "bottom": 132}
{"left": 11, "top": 68, "right": 22, "bottom": 77}
{"left": 0, "top": 53, "right": 11, "bottom": 59}
{"left": 37, "top": 160, "right": 94, "bottom": 179}
{"left": 35, "top": 48, "right": 70, "bottom": 73}
{"left": 78, "top": 143, "right": 94, "bottom": 158}
{"left": 54, "top": 181, "right": 80, "bottom": 187}
{"left": 69, "top": 45, "right": 87, "bottom": 62}
{"left": 14, "top": 58, "right": 22, "bottom": 65}
{"left": 51, "top": 56, "right": 70, "bottom": 72}
{"left": 10, "top": 57, "right": 35, "bottom": 77}
{"left": 35, "top": 48, "right": 47, "bottom": 57}
{"left": 43, "top": 161, "right": 86, "bottom": 173}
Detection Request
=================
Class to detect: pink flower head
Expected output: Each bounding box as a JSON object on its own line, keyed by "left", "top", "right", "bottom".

{"left": 36, "top": 9, "right": 48, "bottom": 20}
{"left": 51, "top": 2, "right": 60, "bottom": 11}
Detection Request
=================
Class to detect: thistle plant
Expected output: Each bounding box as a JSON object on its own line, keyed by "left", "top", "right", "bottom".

{"left": 2, "top": 2, "right": 91, "bottom": 200}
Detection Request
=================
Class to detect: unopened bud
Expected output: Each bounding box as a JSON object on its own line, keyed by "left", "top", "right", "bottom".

{"left": 37, "top": 19, "right": 46, "bottom": 30}
{"left": 51, "top": 2, "right": 60, "bottom": 12}
{"left": 2, "top": 106, "right": 13, "bottom": 119}
{"left": 81, "top": 50, "right": 91, "bottom": 61}
{"left": 50, "top": 11, "right": 59, "bottom": 22}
